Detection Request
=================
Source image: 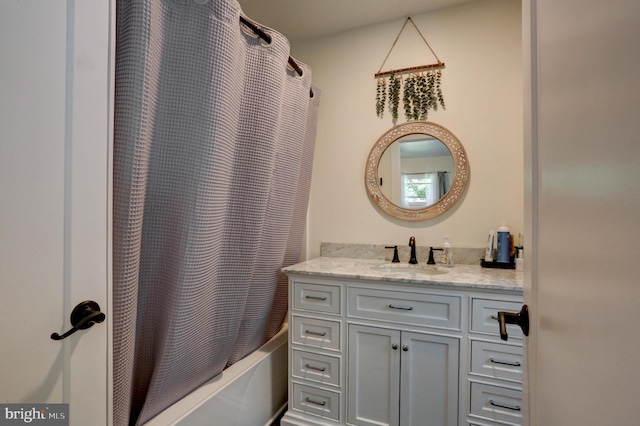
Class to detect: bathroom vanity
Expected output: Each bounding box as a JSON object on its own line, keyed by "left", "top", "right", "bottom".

{"left": 280, "top": 257, "right": 524, "bottom": 426}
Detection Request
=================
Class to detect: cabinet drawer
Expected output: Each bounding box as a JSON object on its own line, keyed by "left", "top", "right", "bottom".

{"left": 292, "top": 349, "right": 341, "bottom": 387}
{"left": 470, "top": 382, "right": 522, "bottom": 426}
{"left": 471, "top": 340, "right": 523, "bottom": 382}
{"left": 471, "top": 298, "right": 523, "bottom": 338}
{"left": 291, "top": 382, "right": 340, "bottom": 422}
{"left": 293, "top": 281, "right": 341, "bottom": 315}
{"left": 291, "top": 315, "right": 341, "bottom": 351}
{"left": 469, "top": 422, "right": 505, "bottom": 426}
{"left": 348, "top": 287, "right": 461, "bottom": 330}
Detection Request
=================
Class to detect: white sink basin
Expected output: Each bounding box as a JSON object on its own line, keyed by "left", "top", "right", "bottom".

{"left": 369, "top": 263, "right": 450, "bottom": 276}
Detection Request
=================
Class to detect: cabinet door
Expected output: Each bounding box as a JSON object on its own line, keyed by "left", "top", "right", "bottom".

{"left": 348, "top": 324, "right": 401, "bottom": 426}
{"left": 400, "top": 332, "right": 459, "bottom": 426}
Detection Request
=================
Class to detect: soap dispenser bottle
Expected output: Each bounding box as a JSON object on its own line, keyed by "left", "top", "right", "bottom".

{"left": 441, "top": 236, "right": 454, "bottom": 267}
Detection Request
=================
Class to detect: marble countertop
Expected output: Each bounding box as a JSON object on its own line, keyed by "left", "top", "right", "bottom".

{"left": 282, "top": 257, "right": 523, "bottom": 292}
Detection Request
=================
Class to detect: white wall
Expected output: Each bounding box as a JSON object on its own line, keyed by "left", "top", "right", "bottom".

{"left": 292, "top": 0, "right": 523, "bottom": 259}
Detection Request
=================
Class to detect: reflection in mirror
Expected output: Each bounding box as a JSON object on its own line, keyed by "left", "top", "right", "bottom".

{"left": 365, "top": 121, "right": 469, "bottom": 221}
{"left": 377, "top": 135, "right": 454, "bottom": 209}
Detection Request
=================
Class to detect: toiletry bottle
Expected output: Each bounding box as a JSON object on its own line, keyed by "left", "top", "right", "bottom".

{"left": 515, "top": 233, "right": 524, "bottom": 271}
{"left": 441, "top": 236, "right": 454, "bottom": 267}
{"left": 484, "top": 230, "right": 494, "bottom": 262}
{"left": 496, "top": 221, "right": 510, "bottom": 263}
{"left": 516, "top": 247, "right": 524, "bottom": 272}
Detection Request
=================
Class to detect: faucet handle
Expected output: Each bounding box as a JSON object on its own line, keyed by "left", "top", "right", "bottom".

{"left": 385, "top": 246, "right": 400, "bottom": 263}
{"left": 427, "top": 247, "right": 443, "bottom": 264}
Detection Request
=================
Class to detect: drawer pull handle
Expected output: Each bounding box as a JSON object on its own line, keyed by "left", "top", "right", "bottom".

{"left": 489, "top": 357, "right": 521, "bottom": 367}
{"left": 305, "top": 295, "right": 327, "bottom": 301}
{"left": 305, "top": 363, "right": 327, "bottom": 372}
{"left": 305, "top": 329, "right": 327, "bottom": 337}
{"left": 389, "top": 304, "right": 413, "bottom": 311}
{"left": 305, "top": 397, "right": 326, "bottom": 407}
{"left": 489, "top": 400, "right": 521, "bottom": 411}
{"left": 491, "top": 315, "right": 499, "bottom": 321}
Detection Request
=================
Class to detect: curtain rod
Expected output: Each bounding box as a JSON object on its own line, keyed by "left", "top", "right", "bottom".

{"left": 239, "top": 16, "right": 303, "bottom": 77}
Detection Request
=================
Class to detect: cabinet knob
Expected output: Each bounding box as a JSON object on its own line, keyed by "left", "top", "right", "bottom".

{"left": 402, "top": 345, "right": 409, "bottom": 351}
{"left": 392, "top": 343, "right": 398, "bottom": 350}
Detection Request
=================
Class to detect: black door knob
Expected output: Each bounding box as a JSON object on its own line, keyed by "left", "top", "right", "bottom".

{"left": 497, "top": 305, "right": 529, "bottom": 341}
{"left": 51, "top": 300, "right": 105, "bottom": 341}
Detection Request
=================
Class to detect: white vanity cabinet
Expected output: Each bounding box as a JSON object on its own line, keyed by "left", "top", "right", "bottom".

{"left": 347, "top": 324, "right": 459, "bottom": 426}
{"left": 280, "top": 259, "right": 523, "bottom": 426}
{"left": 467, "top": 298, "right": 524, "bottom": 426}
{"left": 346, "top": 286, "right": 461, "bottom": 426}
{"left": 288, "top": 279, "right": 344, "bottom": 424}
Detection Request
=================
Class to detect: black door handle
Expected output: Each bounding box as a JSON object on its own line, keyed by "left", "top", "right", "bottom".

{"left": 497, "top": 305, "right": 529, "bottom": 341}
{"left": 51, "top": 300, "right": 105, "bottom": 341}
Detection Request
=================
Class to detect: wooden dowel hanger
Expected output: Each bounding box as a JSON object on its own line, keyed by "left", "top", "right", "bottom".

{"left": 374, "top": 62, "right": 445, "bottom": 79}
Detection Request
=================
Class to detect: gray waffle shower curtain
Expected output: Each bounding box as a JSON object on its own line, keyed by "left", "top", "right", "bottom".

{"left": 112, "top": 1, "right": 320, "bottom": 424}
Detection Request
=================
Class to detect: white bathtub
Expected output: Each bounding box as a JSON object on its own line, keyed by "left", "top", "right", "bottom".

{"left": 145, "top": 324, "right": 289, "bottom": 426}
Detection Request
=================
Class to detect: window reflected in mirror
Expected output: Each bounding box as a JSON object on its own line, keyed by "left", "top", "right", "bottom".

{"left": 378, "top": 135, "right": 454, "bottom": 208}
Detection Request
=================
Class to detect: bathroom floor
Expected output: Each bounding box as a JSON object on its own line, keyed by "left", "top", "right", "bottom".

{"left": 270, "top": 406, "right": 286, "bottom": 426}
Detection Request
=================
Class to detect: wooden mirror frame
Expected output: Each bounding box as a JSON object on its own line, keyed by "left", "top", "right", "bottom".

{"left": 365, "top": 121, "right": 469, "bottom": 221}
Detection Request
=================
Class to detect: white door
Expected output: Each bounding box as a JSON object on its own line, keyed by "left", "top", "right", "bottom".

{"left": 400, "top": 332, "right": 459, "bottom": 426}
{"left": 524, "top": 1, "right": 640, "bottom": 425}
{"left": 348, "top": 324, "right": 401, "bottom": 426}
{"left": 0, "top": 1, "right": 113, "bottom": 425}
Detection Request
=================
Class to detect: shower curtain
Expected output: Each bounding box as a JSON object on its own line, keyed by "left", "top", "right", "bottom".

{"left": 112, "top": 1, "right": 320, "bottom": 424}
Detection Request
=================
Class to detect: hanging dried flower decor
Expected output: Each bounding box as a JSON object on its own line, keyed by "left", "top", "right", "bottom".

{"left": 436, "top": 70, "right": 445, "bottom": 110}
{"left": 374, "top": 17, "right": 446, "bottom": 123}
{"left": 388, "top": 72, "right": 401, "bottom": 120}
{"left": 376, "top": 78, "right": 386, "bottom": 118}
{"left": 403, "top": 74, "right": 416, "bottom": 120}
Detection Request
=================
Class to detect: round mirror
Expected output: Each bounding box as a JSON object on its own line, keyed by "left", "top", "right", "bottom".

{"left": 365, "top": 122, "right": 469, "bottom": 221}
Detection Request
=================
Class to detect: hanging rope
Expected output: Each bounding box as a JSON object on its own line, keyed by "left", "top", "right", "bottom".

{"left": 375, "top": 17, "right": 445, "bottom": 79}
{"left": 374, "top": 17, "right": 446, "bottom": 121}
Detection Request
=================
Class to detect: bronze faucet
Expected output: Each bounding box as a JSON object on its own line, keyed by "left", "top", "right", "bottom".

{"left": 427, "top": 247, "right": 444, "bottom": 264}
{"left": 408, "top": 236, "right": 418, "bottom": 264}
